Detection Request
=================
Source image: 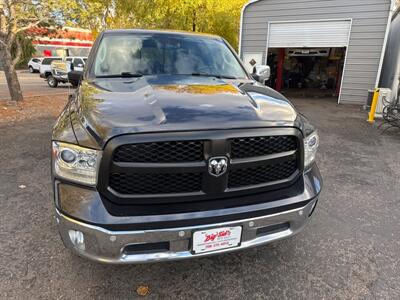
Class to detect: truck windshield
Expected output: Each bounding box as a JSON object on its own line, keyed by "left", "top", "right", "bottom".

{"left": 92, "top": 34, "right": 247, "bottom": 79}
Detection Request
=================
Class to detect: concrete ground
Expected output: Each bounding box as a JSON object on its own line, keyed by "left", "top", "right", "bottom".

{"left": 0, "top": 71, "right": 71, "bottom": 101}
{"left": 0, "top": 95, "right": 400, "bottom": 299}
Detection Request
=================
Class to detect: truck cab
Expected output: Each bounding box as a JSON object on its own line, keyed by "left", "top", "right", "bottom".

{"left": 65, "top": 57, "right": 87, "bottom": 72}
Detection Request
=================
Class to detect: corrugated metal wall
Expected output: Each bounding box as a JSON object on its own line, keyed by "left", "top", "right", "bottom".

{"left": 241, "top": 0, "right": 392, "bottom": 104}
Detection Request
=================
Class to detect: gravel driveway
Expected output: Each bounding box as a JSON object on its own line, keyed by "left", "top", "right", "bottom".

{"left": 1, "top": 97, "right": 400, "bottom": 299}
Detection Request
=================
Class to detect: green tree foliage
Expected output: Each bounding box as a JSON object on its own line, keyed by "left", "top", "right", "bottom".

{"left": 61, "top": 0, "right": 248, "bottom": 50}
{"left": 13, "top": 33, "right": 36, "bottom": 68}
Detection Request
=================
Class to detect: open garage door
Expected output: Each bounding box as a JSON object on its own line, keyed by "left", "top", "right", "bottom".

{"left": 266, "top": 19, "right": 352, "bottom": 103}
{"left": 267, "top": 19, "right": 352, "bottom": 49}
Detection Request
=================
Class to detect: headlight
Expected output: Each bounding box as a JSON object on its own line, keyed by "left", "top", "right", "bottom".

{"left": 52, "top": 142, "right": 101, "bottom": 185}
{"left": 304, "top": 131, "right": 319, "bottom": 169}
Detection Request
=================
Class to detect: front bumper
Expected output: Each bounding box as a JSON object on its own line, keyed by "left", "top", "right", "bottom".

{"left": 56, "top": 198, "right": 317, "bottom": 264}
{"left": 53, "top": 72, "right": 69, "bottom": 82}
{"left": 55, "top": 164, "right": 322, "bottom": 264}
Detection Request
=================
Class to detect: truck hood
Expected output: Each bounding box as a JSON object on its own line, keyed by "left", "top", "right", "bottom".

{"left": 74, "top": 75, "right": 300, "bottom": 148}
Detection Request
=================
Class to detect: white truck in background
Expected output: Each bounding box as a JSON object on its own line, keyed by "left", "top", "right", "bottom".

{"left": 40, "top": 57, "right": 87, "bottom": 88}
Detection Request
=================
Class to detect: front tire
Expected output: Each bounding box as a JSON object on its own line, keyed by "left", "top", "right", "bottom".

{"left": 29, "top": 66, "right": 34, "bottom": 73}
{"left": 47, "top": 75, "right": 58, "bottom": 88}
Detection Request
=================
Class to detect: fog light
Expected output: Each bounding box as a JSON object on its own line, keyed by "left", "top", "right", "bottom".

{"left": 69, "top": 230, "right": 85, "bottom": 250}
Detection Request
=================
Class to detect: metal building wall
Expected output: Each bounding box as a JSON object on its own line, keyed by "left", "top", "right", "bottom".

{"left": 240, "top": 0, "right": 392, "bottom": 104}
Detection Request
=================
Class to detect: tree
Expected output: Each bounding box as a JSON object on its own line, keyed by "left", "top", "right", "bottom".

{"left": 55, "top": 0, "right": 114, "bottom": 36}
{"left": 53, "top": 0, "right": 248, "bottom": 50}
{"left": 0, "top": 0, "right": 57, "bottom": 103}
{"left": 96, "top": 0, "right": 247, "bottom": 50}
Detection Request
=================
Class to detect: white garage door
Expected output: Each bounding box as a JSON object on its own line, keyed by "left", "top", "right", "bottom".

{"left": 268, "top": 19, "right": 352, "bottom": 48}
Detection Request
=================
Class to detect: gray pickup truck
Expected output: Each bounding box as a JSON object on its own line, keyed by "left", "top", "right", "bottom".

{"left": 51, "top": 29, "right": 322, "bottom": 264}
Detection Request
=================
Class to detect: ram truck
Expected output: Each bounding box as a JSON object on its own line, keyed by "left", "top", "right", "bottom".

{"left": 52, "top": 30, "right": 322, "bottom": 264}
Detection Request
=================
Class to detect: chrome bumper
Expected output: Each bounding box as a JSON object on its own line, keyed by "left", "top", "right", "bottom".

{"left": 56, "top": 198, "right": 317, "bottom": 264}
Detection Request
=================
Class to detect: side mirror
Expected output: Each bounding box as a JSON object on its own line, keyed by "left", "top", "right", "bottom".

{"left": 68, "top": 70, "right": 84, "bottom": 87}
{"left": 69, "top": 62, "right": 74, "bottom": 71}
{"left": 252, "top": 65, "right": 271, "bottom": 84}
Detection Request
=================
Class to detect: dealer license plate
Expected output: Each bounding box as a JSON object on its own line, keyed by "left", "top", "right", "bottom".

{"left": 192, "top": 226, "right": 242, "bottom": 254}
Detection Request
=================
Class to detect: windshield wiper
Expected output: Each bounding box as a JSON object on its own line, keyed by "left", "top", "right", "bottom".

{"left": 191, "top": 72, "right": 237, "bottom": 80}
{"left": 96, "top": 72, "right": 143, "bottom": 78}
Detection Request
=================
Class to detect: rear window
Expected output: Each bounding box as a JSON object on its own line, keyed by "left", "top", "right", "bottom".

{"left": 42, "top": 58, "right": 61, "bottom": 65}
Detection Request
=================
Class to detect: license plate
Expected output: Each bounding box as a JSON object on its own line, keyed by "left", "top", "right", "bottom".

{"left": 192, "top": 226, "right": 242, "bottom": 254}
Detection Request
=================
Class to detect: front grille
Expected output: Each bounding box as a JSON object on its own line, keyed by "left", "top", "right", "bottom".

{"left": 114, "top": 140, "right": 204, "bottom": 163}
{"left": 228, "top": 159, "right": 298, "bottom": 188}
{"left": 101, "top": 130, "right": 302, "bottom": 204}
{"left": 109, "top": 172, "right": 202, "bottom": 194}
{"left": 230, "top": 136, "right": 297, "bottom": 159}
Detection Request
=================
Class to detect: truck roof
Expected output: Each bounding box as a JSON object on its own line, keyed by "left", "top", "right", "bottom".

{"left": 102, "top": 29, "right": 222, "bottom": 40}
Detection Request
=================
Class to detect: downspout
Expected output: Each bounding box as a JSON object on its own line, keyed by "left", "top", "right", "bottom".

{"left": 375, "top": 0, "right": 396, "bottom": 88}
{"left": 393, "top": 9, "right": 400, "bottom": 99}
{"left": 393, "top": 52, "right": 400, "bottom": 99}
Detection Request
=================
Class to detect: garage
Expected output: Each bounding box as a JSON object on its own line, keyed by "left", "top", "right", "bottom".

{"left": 239, "top": 0, "right": 393, "bottom": 104}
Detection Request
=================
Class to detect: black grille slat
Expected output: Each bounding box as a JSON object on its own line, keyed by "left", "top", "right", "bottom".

{"left": 114, "top": 141, "right": 203, "bottom": 163}
{"left": 228, "top": 160, "right": 298, "bottom": 188}
{"left": 109, "top": 172, "right": 202, "bottom": 195}
{"left": 230, "top": 136, "right": 297, "bottom": 159}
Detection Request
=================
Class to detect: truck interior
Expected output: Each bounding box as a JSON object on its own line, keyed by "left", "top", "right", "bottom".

{"left": 266, "top": 47, "right": 346, "bottom": 101}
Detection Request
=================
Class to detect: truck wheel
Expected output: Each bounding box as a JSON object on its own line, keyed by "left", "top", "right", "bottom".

{"left": 47, "top": 75, "right": 58, "bottom": 88}
{"left": 29, "top": 66, "right": 34, "bottom": 73}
